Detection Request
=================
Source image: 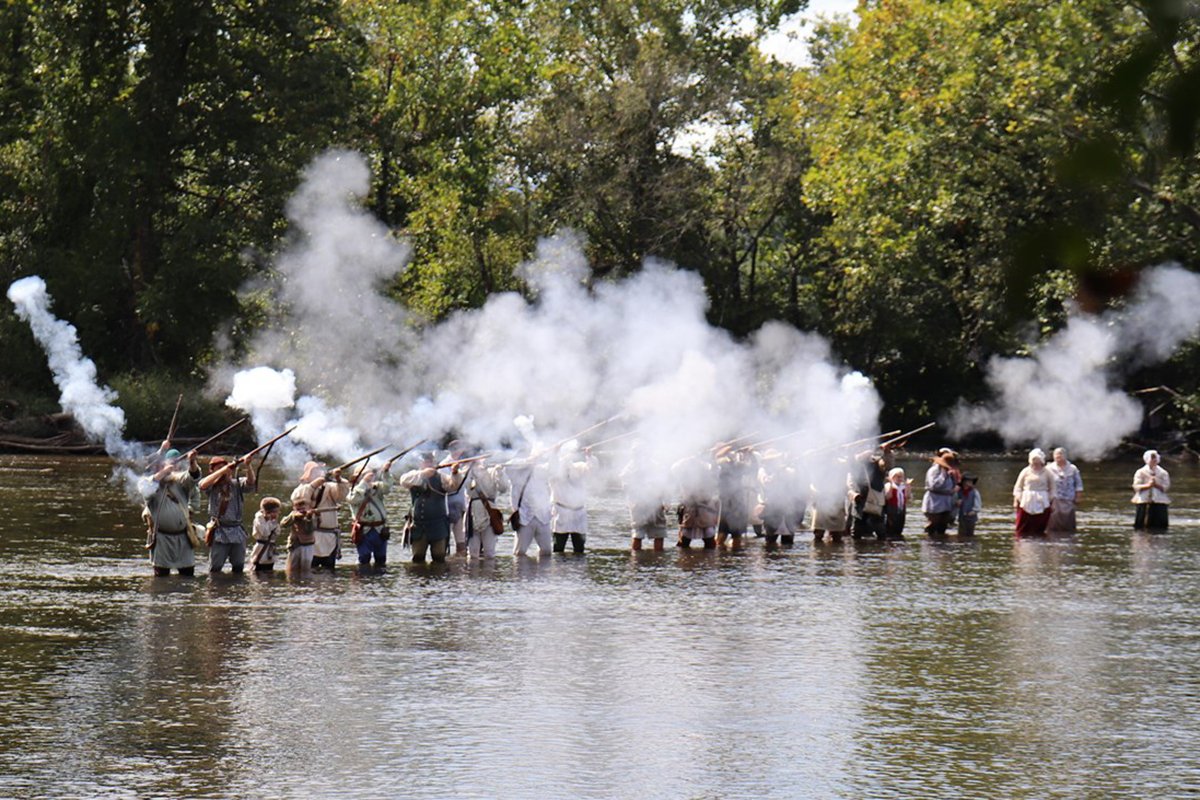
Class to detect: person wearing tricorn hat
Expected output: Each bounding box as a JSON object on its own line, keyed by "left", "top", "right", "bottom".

{"left": 957, "top": 472, "right": 982, "bottom": 537}
{"left": 922, "top": 448, "right": 960, "bottom": 538}
{"left": 290, "top": 461, "right": 348, "bottom": 570}
{"left": 848, "top": 446, "right": 893, "bottom": 541}
{"left": 400, "top": 451, "right": 461, "bottom": 563}
{"left": 139, "top": 445, "right": 202, "bottom": 576}
{"left": 198, "top": 453, "right": 258, "bottom": 573}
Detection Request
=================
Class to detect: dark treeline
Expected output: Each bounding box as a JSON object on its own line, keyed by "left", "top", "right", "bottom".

{"left": 1, "top": 0, "right": 1198, "bottom": 440}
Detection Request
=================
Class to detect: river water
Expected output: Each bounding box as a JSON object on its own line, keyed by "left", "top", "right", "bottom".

{"left": 0, "top": 454, "right": 1198, "bottom": 799}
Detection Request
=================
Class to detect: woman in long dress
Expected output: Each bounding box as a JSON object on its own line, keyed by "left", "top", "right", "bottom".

{"left": 1013, "top": 449, "right": 1056, "bottom": 537}
{"left": 1132, "top": 449, "right": 1171, "bottom": 530}
{"left": 1046, "top": 447, "right": 1083, "bottom": 533}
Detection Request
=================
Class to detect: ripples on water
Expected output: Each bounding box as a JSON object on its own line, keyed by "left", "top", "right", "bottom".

{"left": 1, "top": 456, "right": 1199, "bottom": 798}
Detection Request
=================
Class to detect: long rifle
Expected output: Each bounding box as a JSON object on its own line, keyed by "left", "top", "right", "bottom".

{"left": 436, "top": 452, "right": 493, "bottom": 470}
{"left": 184, "top": 417, "right": 249, "bottom": 457}
{"left": 255, "top": 439, "right": 277, "bottom": 476}
{"left": 203, "top": 426, "right": 297, "bottom": 483}
{"left": 712, "top": 432, "right": 759, "bottom": 451}
{"left": 166, "top": 393, "right": 184, "bottom": 443}
{"left": 148, "top": 393, "right": 185, "bottom": 551}
{"left": 513, "top": 416, "right": 626, "bottom": 464}
{"left": 795, "top": 430, "right": 903, "bottom": 459}
{"left": 387, "top": 439, "right": 427, "bottom": 464}
{"left": 333, "top": 445, "right": 391, "bottom": 475}
{"left": 879, "top": 422, "right": 936, "bottom": 449}
{"left": 566, "top": 414, "right": 625, "bottom": 444}
{"left": 587, "top": 430, "right": 638, "bottom": 450}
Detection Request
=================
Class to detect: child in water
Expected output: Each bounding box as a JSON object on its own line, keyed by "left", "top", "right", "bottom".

{"left": 249, "top": 497, "right": 281, "bottom": 572}
{"left": 884, "top": 467, "right": 909, "bottom": 540}
{"left": 958, "top": 473, "right": 982, "bottom": 537}
{"left": 280, "top": 497, "right": 316, "bottom": 576}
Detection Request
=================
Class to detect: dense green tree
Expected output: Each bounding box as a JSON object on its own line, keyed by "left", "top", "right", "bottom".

{"left": 799, "top": 0, "right": 1166, "bottom": 416}
{"left": 0, "top": 0, "right": 360, "bottom": 383}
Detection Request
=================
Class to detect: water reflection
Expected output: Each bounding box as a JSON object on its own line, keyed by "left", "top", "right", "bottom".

{"left": 0, "top": 455, "right": 1197, "bottom": 798}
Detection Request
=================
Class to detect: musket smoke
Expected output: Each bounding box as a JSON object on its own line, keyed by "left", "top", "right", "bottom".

{"left": 7, "top": 276, "right": 135, "bottom": 459}
{"left": 216, "top": 149, "right": 885, "bottom": 506}
{"left": 948, "top": 263, "right": 1200, "bottom": 459}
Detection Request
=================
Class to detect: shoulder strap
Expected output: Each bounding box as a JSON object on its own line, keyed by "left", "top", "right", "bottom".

{"left": 514, "top": 470, "right": 533, "bottom": 511}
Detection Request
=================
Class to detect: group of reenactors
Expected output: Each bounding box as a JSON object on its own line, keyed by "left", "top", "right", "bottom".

{"left": 137, "top": 417, "right": 1174, "bottom": 576}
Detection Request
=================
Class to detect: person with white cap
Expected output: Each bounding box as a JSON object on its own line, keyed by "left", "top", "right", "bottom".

{"left": 1012, "top": 448, "right": 1056, "bottom": 536}
{"left": 290, "top": 461, "right": 348, "bottom": 570}
{"left": 1132, "top": 449, "right": 1171, "bottom": 530}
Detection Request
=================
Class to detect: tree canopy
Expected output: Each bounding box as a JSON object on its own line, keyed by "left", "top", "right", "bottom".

{"left": 1, "top": 0, "right": 1198, "bottom": 436}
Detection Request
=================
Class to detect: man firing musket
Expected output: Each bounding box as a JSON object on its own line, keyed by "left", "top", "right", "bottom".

{"left": 139, "top": 414, "right": 249, "bottom": 577}
{"left": 284, "top": 442, "right": 392, "bottom": 572}
{"left": 346, "top": 448, "right": 402, "bottom": 572}
{"left": 198, "top": 427, "right": 295, "bottom": 574}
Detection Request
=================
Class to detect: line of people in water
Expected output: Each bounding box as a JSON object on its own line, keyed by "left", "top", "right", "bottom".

{"left": 138, "top": 437, "right": 1174, "bottom": 576}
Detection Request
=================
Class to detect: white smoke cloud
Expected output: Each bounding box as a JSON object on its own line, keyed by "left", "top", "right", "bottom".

{"left": 213, "top": 149, "right": 886, "bottom": 508}
{"left": 6, "top": 275, "right": 154, "bottom": 499}
{"left": 948, "top": 262, "right": 1200, "bottom": 459}
{"left": 7, "top": 276, "right": 135, "bottom": 459}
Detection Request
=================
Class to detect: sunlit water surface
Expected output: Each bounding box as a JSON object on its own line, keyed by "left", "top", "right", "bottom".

{"left": 1, "top": 455, "right": 1198, "bottom": 799}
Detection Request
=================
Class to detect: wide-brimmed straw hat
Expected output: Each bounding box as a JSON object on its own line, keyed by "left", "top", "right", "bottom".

{"left": 931, "top": 449, "right": 959, "bottom": 469}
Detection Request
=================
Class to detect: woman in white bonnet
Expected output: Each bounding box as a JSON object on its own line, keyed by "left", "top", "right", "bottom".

{"left": 1012, "top": 448, "right": 1056, "bottom": 536}
{"left": 1132, "top": 449, "right": 1171, "bottom": 530}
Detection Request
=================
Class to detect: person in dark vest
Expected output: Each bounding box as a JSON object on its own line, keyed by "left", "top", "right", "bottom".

{"left": 848, "top": 447, "right": 893, "bottom": 541}
{"left": 399, "top": 452, "right": 462, "bottom": 563}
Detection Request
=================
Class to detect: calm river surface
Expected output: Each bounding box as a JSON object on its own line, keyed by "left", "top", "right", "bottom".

{"left": 1, "top": 454, "right": 1199, "bottom": 799}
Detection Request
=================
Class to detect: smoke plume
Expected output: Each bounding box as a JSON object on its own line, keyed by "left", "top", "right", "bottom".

{"left": 7, "top": 276, "right": 135, "bottom": 459}
{"left": 948, "top": 263, "right": 1200, "bottom": 459}
{"left": 214, "top": 150, "right": 885, "bottom": 502}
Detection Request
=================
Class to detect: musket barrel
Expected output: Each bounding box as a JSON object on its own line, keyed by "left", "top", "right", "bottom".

{"left": 184, "top": 417, "right": 248, "bottom": 457}
{"left": 879, "top": 422, "right": 936, "bottom": 448}
{"left": 166, "top": 394, "right": 183, "bottom": 442}
{"left": 333, "top": 444, "right": 391, "bottom": 473}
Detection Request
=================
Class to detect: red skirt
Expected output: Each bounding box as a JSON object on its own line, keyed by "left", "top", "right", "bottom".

{"left": 1015, "top": 507, "right": 1049, "bottom": 536}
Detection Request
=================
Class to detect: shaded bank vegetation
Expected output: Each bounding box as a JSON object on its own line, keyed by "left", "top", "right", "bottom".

{"left": 1, "top": 0, "right": 1198, "bottom": 442}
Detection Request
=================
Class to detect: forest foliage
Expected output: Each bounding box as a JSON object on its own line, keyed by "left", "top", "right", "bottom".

{"left": 1, "top": 0, "right": 1198, "bottom": 434}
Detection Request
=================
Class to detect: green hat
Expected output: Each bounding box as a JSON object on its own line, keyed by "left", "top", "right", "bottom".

{"left": 164, "top": 449, "right": 182, "bottom": 460}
